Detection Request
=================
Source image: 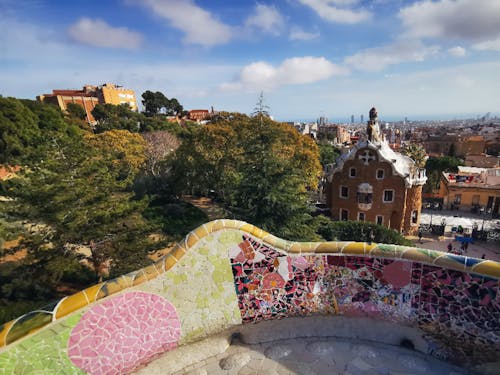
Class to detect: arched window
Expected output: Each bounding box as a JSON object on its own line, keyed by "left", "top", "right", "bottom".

{"left": 357, "top": 183, "right": 373, "bottom": 210}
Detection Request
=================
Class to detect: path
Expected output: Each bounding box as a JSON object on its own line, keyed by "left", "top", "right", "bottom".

{"left": 182, "top": 195, "right": 230, "bottom": 221}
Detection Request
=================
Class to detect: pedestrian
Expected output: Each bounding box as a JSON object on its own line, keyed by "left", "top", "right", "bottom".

{"left": 447, "top": 243, "right": 452, "bottom": 252}
{"left": 481, "top": 254, "right": 486, "bottom": 259}
{"left": 418, "top": 230, "right": 423, "bottom": 243}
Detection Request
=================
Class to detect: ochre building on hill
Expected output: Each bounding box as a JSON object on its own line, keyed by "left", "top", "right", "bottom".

{"left": 325, "top": 108, "right": 427, "bottom": 235}
{"left": 37, "top": 83, "right": 137, "bottom": 124}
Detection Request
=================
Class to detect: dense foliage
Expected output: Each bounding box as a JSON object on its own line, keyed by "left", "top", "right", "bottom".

{"left": 424, "top": 155, "right": 464, "bottom": 193}
{"left": 318, "top": 141, "right": 340, "bottom": 168}
{"left": 170, "top": 113, "right": 323, "bottom": 240}
{"left": 401, "top": 143, "right": 427, "bottom": 168}
{"left": 317, "top": 219, "right": 412, "bottom": 246}
{"left": 141, "top": 90, "right": 183, "bottom": 117}
{"left": 0, "top": 97, "right": 205, "bottom": 323}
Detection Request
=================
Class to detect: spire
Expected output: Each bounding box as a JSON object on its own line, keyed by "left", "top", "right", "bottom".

{"left": 366, "top": 107, "right": 381, "bottom": 143}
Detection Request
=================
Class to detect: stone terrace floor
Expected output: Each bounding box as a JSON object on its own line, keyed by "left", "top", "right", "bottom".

{"left": 173, "top": 336, "right": 469, "bottom": 375}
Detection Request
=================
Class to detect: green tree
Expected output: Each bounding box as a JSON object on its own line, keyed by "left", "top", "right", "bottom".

{"left": 92, "top": 103, "right": 141, "bottom": 133}
{"left": 401, "top": 143, "right": 427, "bottom": 168}
{"left": 424, "top": 156, "right": 463, "bottom": 193}
{"left": 318, "top": 141, "right": 340, "bottom": 168}
{"left": 317, "top": 219, "right": 412, "bottom": 246}
{"left": 141, "top": 90, "right": 168, "bottom": 116}
{"left": 0, "top": 97, "right": 42, "bottom": 163}
{"left": 141, "top": 91, "right": 183, "bottom": 117}
{"left": 170, "top": 114, "right": 322, "bottom": 240}
{"left": 0, "top": 98, "right": 80, "bottom": 164}
{"left": 66, "top": 103, "right": 86, "bottom": 120}
{"left": 3, "top": 130, "right": 159, "bottom": 282}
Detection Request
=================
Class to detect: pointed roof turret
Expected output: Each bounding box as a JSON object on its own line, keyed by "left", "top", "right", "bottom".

{"left": 366, "top": 107, "right": 381, "bottom": 143}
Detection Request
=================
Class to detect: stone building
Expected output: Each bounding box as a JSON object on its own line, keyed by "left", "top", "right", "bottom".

{"left": 38, "top": 83, "right": 137, "bottom": 124}
{"left": 325, "top": 108, "right": 427, "bottom": 235}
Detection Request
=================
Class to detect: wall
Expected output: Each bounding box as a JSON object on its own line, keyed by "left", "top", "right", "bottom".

{"left": 403, "top": 186, "right": 423, "bottom": 236}
{"left": 100, "top": 84, "right": 138, "bottom": 111}
{"left": 328, "top": 147, "right": 406, "bottom": 231}
{"left": 0, "top": 220, "right": 498, "bottom": 374}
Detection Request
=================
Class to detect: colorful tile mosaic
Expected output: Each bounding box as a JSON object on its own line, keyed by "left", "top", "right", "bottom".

{"left": 0, "top": 313, "right": 84, "bottom": 374}
{"left": 0, "top": 220, "right": 499, "bottom": 374}
{"left": 229, "top": 236, "right": 324, "bottom": 322}
{"left": 230, "top": 234, "right": 500, "bottom": 366}
{"left": 137, "top": 229, "right": 242, "bottom": 344}
{"left": 67, "top": 291, "right": 180, "bottom": 375}
{"left": 413, "top": 265, "right": 500, "bottom": 363}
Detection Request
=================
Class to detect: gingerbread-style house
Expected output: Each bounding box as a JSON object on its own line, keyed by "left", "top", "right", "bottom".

{"left": 325, "top": 108, "right": 427, "bottom": 235}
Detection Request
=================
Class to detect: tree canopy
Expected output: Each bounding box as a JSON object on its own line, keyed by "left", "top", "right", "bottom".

{"left": 317, "top": 219, "right": 412, "bottom": 246}
{"left": 401, "top": 143, "right": 427, "bottom": 168}
{"left": 424, "top": 155, "right": 464, "bottom": 192}
{"left": 318, "top": 141, "right": 340, "bottom": 168}
{"left": 0, "top": 98, "right": 205, "bottom": 323}
{"left": 141, "top": 90, "right": 183, "bottom": 117}
{"left": 170, "top": 114, "right": 322, "bottom": 240}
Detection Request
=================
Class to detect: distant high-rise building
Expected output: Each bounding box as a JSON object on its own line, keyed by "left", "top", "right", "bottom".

{"left": 317, "top": 116, "right": 328, "bottom": 126}
{"left": 361, "top": 114, "right": 364, "bottom": 123}
{"left": 38, "top": 83, "right": 138, "bottom": 124}
{"left": 351, "top": 115, "right": 354, "bottom": 123}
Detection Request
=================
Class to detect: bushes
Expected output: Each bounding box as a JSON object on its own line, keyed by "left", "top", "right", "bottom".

{"left": 317, "top": 219, "right": 412, "bottom": 246}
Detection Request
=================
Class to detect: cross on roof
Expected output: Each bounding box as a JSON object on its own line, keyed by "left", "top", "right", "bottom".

{"left": 359, "top": 150, "right": 375, "bottom": 165}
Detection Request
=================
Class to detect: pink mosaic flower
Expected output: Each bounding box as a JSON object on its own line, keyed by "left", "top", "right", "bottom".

{"left": 262, "top": 272, "right": 285, "bottom": 290}
{"left": 68, "top": 291, "right": 181, "bottom": 375}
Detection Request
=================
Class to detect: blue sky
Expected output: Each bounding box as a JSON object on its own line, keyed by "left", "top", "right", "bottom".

{"left": 1, "top": 0, "right": 500, "bottom": 122}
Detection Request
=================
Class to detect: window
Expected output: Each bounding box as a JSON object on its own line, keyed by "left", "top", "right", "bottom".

{"left": 350, "top": 168, "right": 356, "bottom": 177}
{"left": 340, "top": 209, "right": 349, "bottom": 221}
{"left": 376, "top": 215, "right": 383, "bottom": 225}
{"left": 358, "top": 212, "right": 365, "bottom": 221}
{"left": 454, "top": 194, "right": 461, "bottom": 204}
{"left": 411, "top": 210, "right": 418, "bottom": 224}
{"left": 376, "top": 169, "right": 384, "bottom": 179}
{"left": 357, "top": 192, "right": 373, "bottom": 204}
{"left": 472, "top": 195, "right": 480, "bottom": 206}
{"left": 383, "top": 190, "right": 394, "bottom": 202}
{"left": 340, "top": 186, "right": 349, "bottom": 199}
{"left": 357, "top": 183, "right": 373, "bottom": 210}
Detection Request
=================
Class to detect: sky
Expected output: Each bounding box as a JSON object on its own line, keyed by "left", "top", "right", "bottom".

{"left": 1, "top": 0, "right": 500, "bottom": 122}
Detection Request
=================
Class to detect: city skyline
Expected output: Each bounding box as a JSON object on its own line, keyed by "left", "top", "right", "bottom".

{"left": 1, "top": 0, "right": 500, "bottom": 121}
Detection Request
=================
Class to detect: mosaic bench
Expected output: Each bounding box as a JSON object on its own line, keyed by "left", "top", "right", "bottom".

{"left": 0, "top": 219, "right": 498, "bottom": 374}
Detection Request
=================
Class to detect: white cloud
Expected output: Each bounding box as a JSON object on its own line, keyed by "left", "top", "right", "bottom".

{"left": 68, "top": 18, "right": 142, "bottom": 49}
{"left": 245, "top": 4, "right": 285, "bottom": 36}
{"left": 448, "top": 46, "right": 466, "bottom": 57}
{"left": 297, "top": 0, "right": 371, "bottom": 24}
{"left": 289, "top": 26, "right": 320, "bottom": 41}
{"left": 141, "top": 0, "right": 232, "bottom": 47}
{"left": 454, "top": 75, "right": 475, "bottom": 88}
{"left": 221, "top": 56, "right": 346, "bottom": 91}
{"left": 472, "top": 38, "right": 500, "bottom": 51}
{"left": 399, "top": 0, "right": 500, "bottom": 41}
{"left": 344, "top": 40, "right": 440, "bottom": 71}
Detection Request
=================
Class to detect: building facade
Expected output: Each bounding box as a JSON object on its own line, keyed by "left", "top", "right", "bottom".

{"left": 318, "top": 124, "right": 350, "bottom": 144}
{"left": 422, "top": 134, "right": 486, "bottom": 157}
{"left": 439, "top": 166, "right": 500, "bottom": 217}
{"left": 188, "top": 109, "right": 211, "bottom": 122}
{"left": 38, "top": 83, "right": 137, "bottom": 124}
{"left": 325, "top": 108, "right": 427, "bottom": 235}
